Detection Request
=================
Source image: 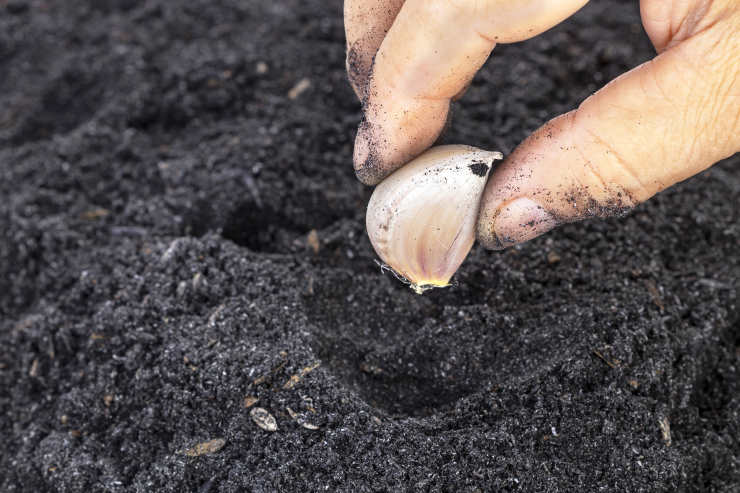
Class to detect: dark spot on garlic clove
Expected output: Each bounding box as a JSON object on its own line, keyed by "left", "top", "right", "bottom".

{"left": 468, "top": 160, "right": 489, "bottom": 177}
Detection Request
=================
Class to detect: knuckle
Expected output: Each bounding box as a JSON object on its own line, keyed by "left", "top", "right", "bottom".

{"left": 677, "top": 21, "right": 740, "bottom": 154}
{"left": 570, "top": 108, "right": 647, "bottom": 209}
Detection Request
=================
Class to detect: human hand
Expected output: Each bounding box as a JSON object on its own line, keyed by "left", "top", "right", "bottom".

{"left": 345, "top": 0, "right": 739, "bottom": 249}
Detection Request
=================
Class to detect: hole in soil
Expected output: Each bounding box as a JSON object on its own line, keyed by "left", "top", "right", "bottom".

{"left": 305, "top": 268, "right": 593, "bottom": 417}
{"left": 213, "top": 186, "right": 359, "bottom": 255}
{"left": 304, "top": 271, "right": 489, "bottom": 417}
{"left": 220, "top": 200, "right": 302, "bottom": 253}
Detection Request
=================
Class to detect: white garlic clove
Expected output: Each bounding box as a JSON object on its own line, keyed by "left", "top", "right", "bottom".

{"left": 366, "top": 145, "right": 503, "bottom": 294}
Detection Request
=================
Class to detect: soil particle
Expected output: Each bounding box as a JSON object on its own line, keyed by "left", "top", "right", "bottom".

{"left": 250, "top": 408, "right": 278, "bottom": 432}
{"left": 287, "top": 78, "right": 312, "bottom": 100}
{"left": 180, "top": 438, "right": 227, "bottom": 457}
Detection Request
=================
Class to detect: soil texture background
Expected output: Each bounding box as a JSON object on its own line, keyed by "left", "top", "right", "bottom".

{"left": 1, "top": 1, "right": 738, "bottom": 491}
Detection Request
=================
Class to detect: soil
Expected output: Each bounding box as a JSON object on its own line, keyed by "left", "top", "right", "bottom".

{"left": 1, "top": 1, "right": 738, "bottom": 492}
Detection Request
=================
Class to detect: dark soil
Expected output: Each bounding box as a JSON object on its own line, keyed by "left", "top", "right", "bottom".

{"left": 1, "top": 1, "right": 738, "bottom": 491}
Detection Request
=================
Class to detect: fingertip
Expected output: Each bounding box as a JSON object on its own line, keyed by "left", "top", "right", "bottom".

{"left": 353, "top": 126, "right": 383, "bottom": 185}
{"left": 353, "top": 94, "right": 451, "bottom": 186}
{"left": 353, "top": 123, "right": 370, "bottom": 166}
{"left": 477, "top": 197, "right": 559, "bottom": 250}
{"left": 475, "top": 222, "right": 505, "bottom": 251}
{"left": 477, "top": 144, "right": 561, "bottom": 249}
{"left": 478, "top": 197, "right": 558, "bottom": 250}
{"left": 344, "top": 0, "right": 406, "bottom": 99}
{"left": 496, "top": 198, "right": 558, "bottom": 247}
{"left": 354, "top": 159, "right": 384, "bottom": 186}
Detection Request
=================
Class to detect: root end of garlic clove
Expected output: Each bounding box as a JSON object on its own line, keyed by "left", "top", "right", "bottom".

{"left": 410, "top": 281, "right": 452, "bottom": 295}
{"left": 376, "top": 260, "right": 452, "bottom": 295}
{"left": 366, "top": 145, "right": 503, "bottom": 293}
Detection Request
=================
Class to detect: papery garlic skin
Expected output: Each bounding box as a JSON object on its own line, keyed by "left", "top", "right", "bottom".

{"left": 366, "top": 145, "right": 503, "bottom": 293}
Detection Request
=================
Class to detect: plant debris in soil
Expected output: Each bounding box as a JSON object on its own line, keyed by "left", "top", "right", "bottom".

{"left": 1, "top": 1, "right": 738, "bottom": 492}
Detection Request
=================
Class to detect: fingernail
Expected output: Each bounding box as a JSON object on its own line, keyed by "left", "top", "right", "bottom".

{"left": 492, "top": 198, "right": 557, "bottom": 248}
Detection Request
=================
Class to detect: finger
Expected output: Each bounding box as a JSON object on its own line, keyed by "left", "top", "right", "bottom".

{"left": 344, "top": 0, "right": 405, "bottom": 98}
{"left": 354, "top": 0, "right": 590, "bottom": 185}
{"left": 477, "top": 15, "right": 740, "bottom": 249}
{"left": 640, "top": 0, "right": 724, "bottom": 53}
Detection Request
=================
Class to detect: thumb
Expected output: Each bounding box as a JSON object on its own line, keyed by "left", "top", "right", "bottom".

{"left": 477, "top": 12, "right": 740, "bottom": 249}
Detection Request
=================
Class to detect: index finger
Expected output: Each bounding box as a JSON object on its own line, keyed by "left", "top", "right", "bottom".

{"left": 354, "top": 0, "right": 590, "bottom": 185}
{"left": 344, "top": 0, "right": 405, "bottom": 98}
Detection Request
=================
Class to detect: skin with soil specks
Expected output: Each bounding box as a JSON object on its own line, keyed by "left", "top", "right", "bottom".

{"left": 0, "top": 1, "right": 738, "bottom": 492}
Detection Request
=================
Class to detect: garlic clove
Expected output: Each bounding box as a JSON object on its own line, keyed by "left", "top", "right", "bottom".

{"left": 366, "top": 145, "right": 503, "bottom": 293}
